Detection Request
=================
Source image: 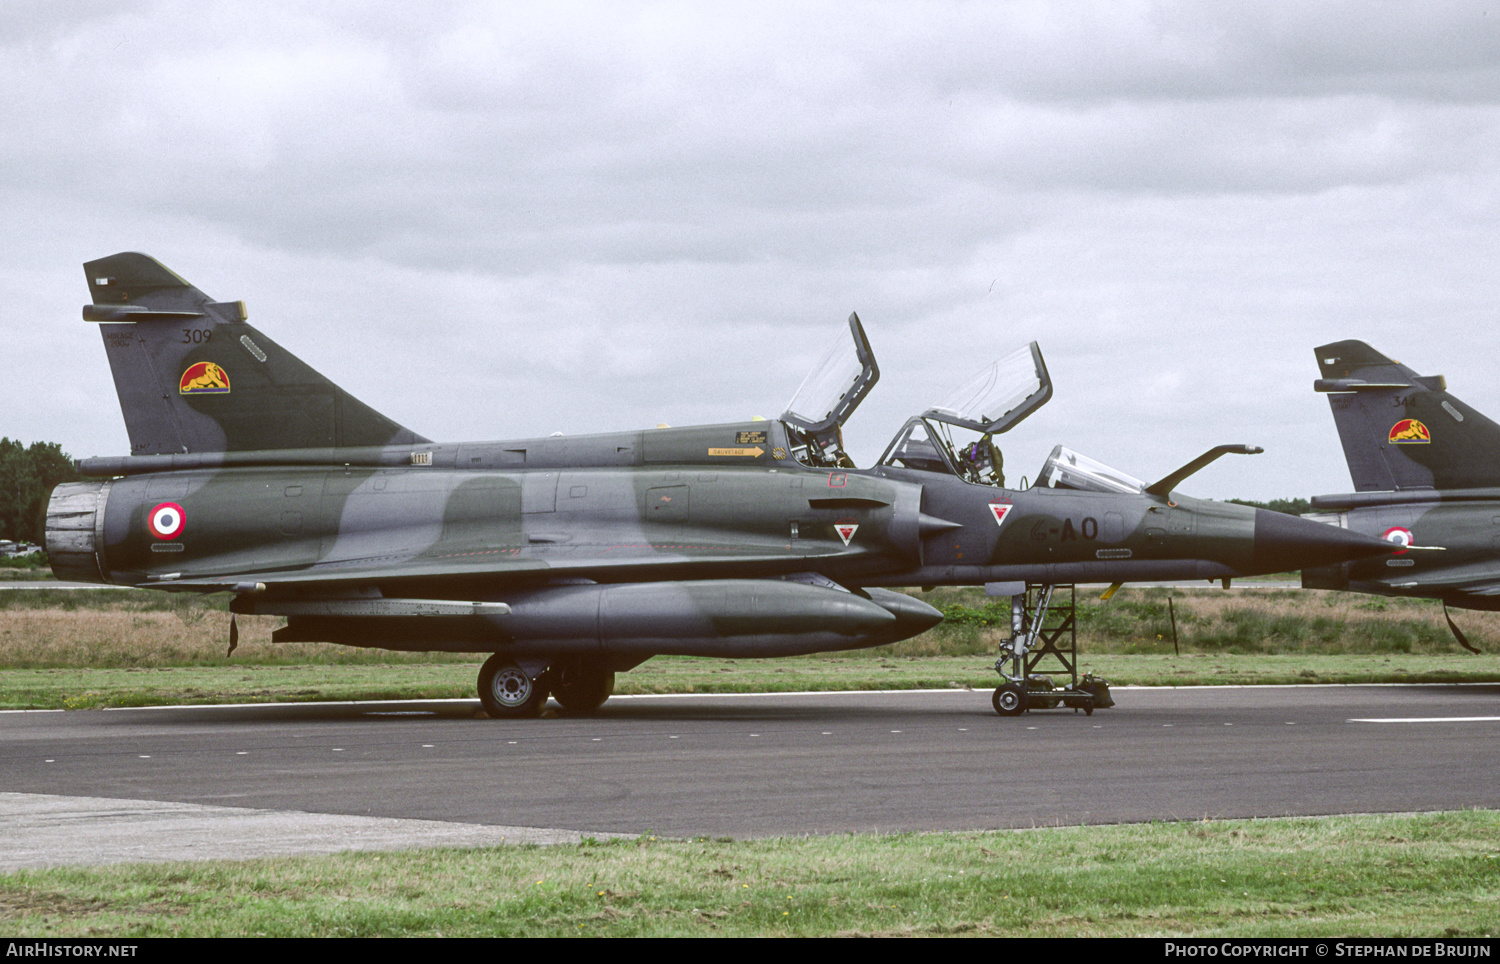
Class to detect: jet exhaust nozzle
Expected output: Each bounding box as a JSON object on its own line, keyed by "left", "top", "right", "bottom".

{"left": 45, "top": 480, "right": 110, "bottom": 583}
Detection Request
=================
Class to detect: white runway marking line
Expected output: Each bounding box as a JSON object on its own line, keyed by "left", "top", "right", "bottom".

{"left": 1350, "top": 716, "right": 1500, "bottom": 723}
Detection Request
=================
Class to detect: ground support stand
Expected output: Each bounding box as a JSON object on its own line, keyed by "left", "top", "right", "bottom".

{"left": 992, "top": 583, "right": 1113, "bottom": 717}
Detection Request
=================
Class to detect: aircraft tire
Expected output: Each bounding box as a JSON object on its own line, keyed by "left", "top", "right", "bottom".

{"left": 550, "top": 662, "right": 615, "bottom": 714}
{"left": 993, "top": 683, "right": 1026, "bottom": 717}
{"left": 478, "top": 654, "right": 547, "bottom": 719}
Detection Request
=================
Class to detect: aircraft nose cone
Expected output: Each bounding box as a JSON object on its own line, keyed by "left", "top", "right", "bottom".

{"left": 1251, "top": 508, "right": 1393, "bottom": 572}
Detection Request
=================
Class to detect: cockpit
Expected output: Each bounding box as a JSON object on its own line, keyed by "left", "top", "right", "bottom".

{"left": 776, "top": 315, "right": 1147, "bottom": 492}
{"left": 777, "top": 313, "right": 1258, "bottom": 497}
{"left": 872, "top": 341, "right": 1051, "bottom": 486}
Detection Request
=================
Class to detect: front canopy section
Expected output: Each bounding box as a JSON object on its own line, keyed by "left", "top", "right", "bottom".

{"left": 1035, "top": 446, "right": 1145, "bottom": 494}
{"left": 780, "top": 312, "right": 879, "bottom": 467}
{"left": 877, "top": 342, "right": 1053, "bottom": 486}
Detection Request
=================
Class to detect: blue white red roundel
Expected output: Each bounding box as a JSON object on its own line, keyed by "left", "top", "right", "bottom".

{"left": 1381, "top": 526, "right": 1413, "bottom": 555}
{"left": 148, "top": 502, "right": 185, "bottom": 540}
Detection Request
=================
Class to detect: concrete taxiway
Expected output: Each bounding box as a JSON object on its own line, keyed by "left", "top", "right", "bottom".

{"left": 1, "top": 684, "right": 1496, "bottom": 869}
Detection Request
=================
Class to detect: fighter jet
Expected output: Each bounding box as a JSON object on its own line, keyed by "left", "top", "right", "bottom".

{"left": 1304, "top": 340, "right": 1500, "bottom": 647}
{"left": 47, "top": 253, "right": 1394, "bottom": 716}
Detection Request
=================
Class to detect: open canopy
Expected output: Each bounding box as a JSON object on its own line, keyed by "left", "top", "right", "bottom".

{"left": 779, "top": 312, "right": 880, "bottom": 467}
{"left": 924, "top": 342, "right": 1051, "bottom": 435}
{"left": 876, "top": 342, "right": 1054, "bottom": 486}
{"left": 780, "top": 312, "right": 879, "bottom": 437}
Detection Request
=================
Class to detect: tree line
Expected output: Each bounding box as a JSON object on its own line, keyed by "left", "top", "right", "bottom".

{"left": 0, "top": 439, "right": 80, "bottom": 545}
{"left": 1226, "top": 498, "right": 1313, "bottom": 516}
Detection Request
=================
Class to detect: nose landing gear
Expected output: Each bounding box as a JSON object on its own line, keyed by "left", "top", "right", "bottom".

{"left": 993, "top": 584, "right": 1114, "bottom": 717}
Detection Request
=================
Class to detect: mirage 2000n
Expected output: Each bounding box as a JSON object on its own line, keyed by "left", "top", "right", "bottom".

{"left": 46, "top": 254, "right": 1396, "bottom": 717}
{"left": 1303, "top": 340, "right": 1500, "bottom": 649}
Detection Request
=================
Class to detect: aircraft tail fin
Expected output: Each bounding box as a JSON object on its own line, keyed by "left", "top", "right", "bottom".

{"left": 83, "top": 253, "right": 428, "bottom": 456}
{"left": 1315, "top": 339, "right": 1500, "bottom": 491}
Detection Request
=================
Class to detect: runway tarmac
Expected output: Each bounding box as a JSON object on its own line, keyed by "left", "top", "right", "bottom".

{"left": 1, "top": 684, "right": 1496, "bottom": 869}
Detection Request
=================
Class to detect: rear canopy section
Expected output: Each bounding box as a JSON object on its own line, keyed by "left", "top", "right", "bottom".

{"left": 779, "top": 312, "right": 879, "bottom": 467}
{"left": 879, "top": 342, "right": 1052, "bottom": 487}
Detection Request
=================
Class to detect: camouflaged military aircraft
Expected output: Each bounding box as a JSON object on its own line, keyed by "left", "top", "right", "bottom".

{"left": 46, "top": 253, "right": 1396, "bottom": 717}
{"left": 1304, "top": 340, "right": 1500, "bottom": 648}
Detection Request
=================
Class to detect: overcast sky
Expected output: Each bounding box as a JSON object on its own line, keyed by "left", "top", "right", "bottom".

{"left": 4, "top": 1, "right": 1499, "bottom": 500}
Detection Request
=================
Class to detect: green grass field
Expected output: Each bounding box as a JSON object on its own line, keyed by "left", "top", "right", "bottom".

{"left": 3, "top": 812, "right": 1496, "bottom": 937}
{"left": 0, "top": 584, "right": 1496, "bottom": 708}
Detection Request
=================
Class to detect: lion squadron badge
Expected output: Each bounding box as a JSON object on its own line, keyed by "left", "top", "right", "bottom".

{"left": 1388, "top": 419, "right": 1430, "bottom": 444}
{"left": 180, "top": 362, "right": 230, "bottom": 394}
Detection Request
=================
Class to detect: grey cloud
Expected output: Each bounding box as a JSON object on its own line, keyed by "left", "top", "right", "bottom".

{"left": 5, "top": 2, "right": 1500, "bottom": 500}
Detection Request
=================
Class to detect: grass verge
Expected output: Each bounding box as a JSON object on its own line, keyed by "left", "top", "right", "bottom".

{"left": 4, "top": 652, "right": 1500, "bottom": 710}
{"left": 2, "top": 811, "right": 1495, "bottom": 937}
{"left": 2, "top": 586, "right": 1499, "bottom": 708}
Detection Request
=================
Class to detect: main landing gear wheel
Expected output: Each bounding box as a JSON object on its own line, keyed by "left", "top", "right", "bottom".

{"left": 993, "top": 683, "right": 1026, "bottom": 717}
{"left": 550, "top": 663, "right": 615, "bottom": 714}
{"left": 478, "top": 654, "right": 547, "bottom": 718}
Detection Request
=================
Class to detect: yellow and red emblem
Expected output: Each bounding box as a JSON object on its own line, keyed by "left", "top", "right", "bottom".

{"left": 1388, "top": 419, "right": 1430, "bottom": 444}
{"left": 180, "top": 362, "right": 230, "bottom": 395}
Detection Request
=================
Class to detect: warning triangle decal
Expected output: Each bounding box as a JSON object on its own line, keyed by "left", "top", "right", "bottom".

{"left": 989, "top": 503, "right": 1013, "bottom": 528}
{"left": 835, "top": 523, "right": 859, "bottom": 546}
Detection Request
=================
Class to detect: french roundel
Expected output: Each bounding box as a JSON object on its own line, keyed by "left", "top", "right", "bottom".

{"left": 148, "top": 502, "right": 185, "bottom": 540}
{"left": 1381, "top": 526, "right": 1413, "bottom": 555}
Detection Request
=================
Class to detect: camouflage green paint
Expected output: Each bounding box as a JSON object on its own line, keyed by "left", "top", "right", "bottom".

{"left": 46, "top": 253, "right": 1400, "bottom": 716}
